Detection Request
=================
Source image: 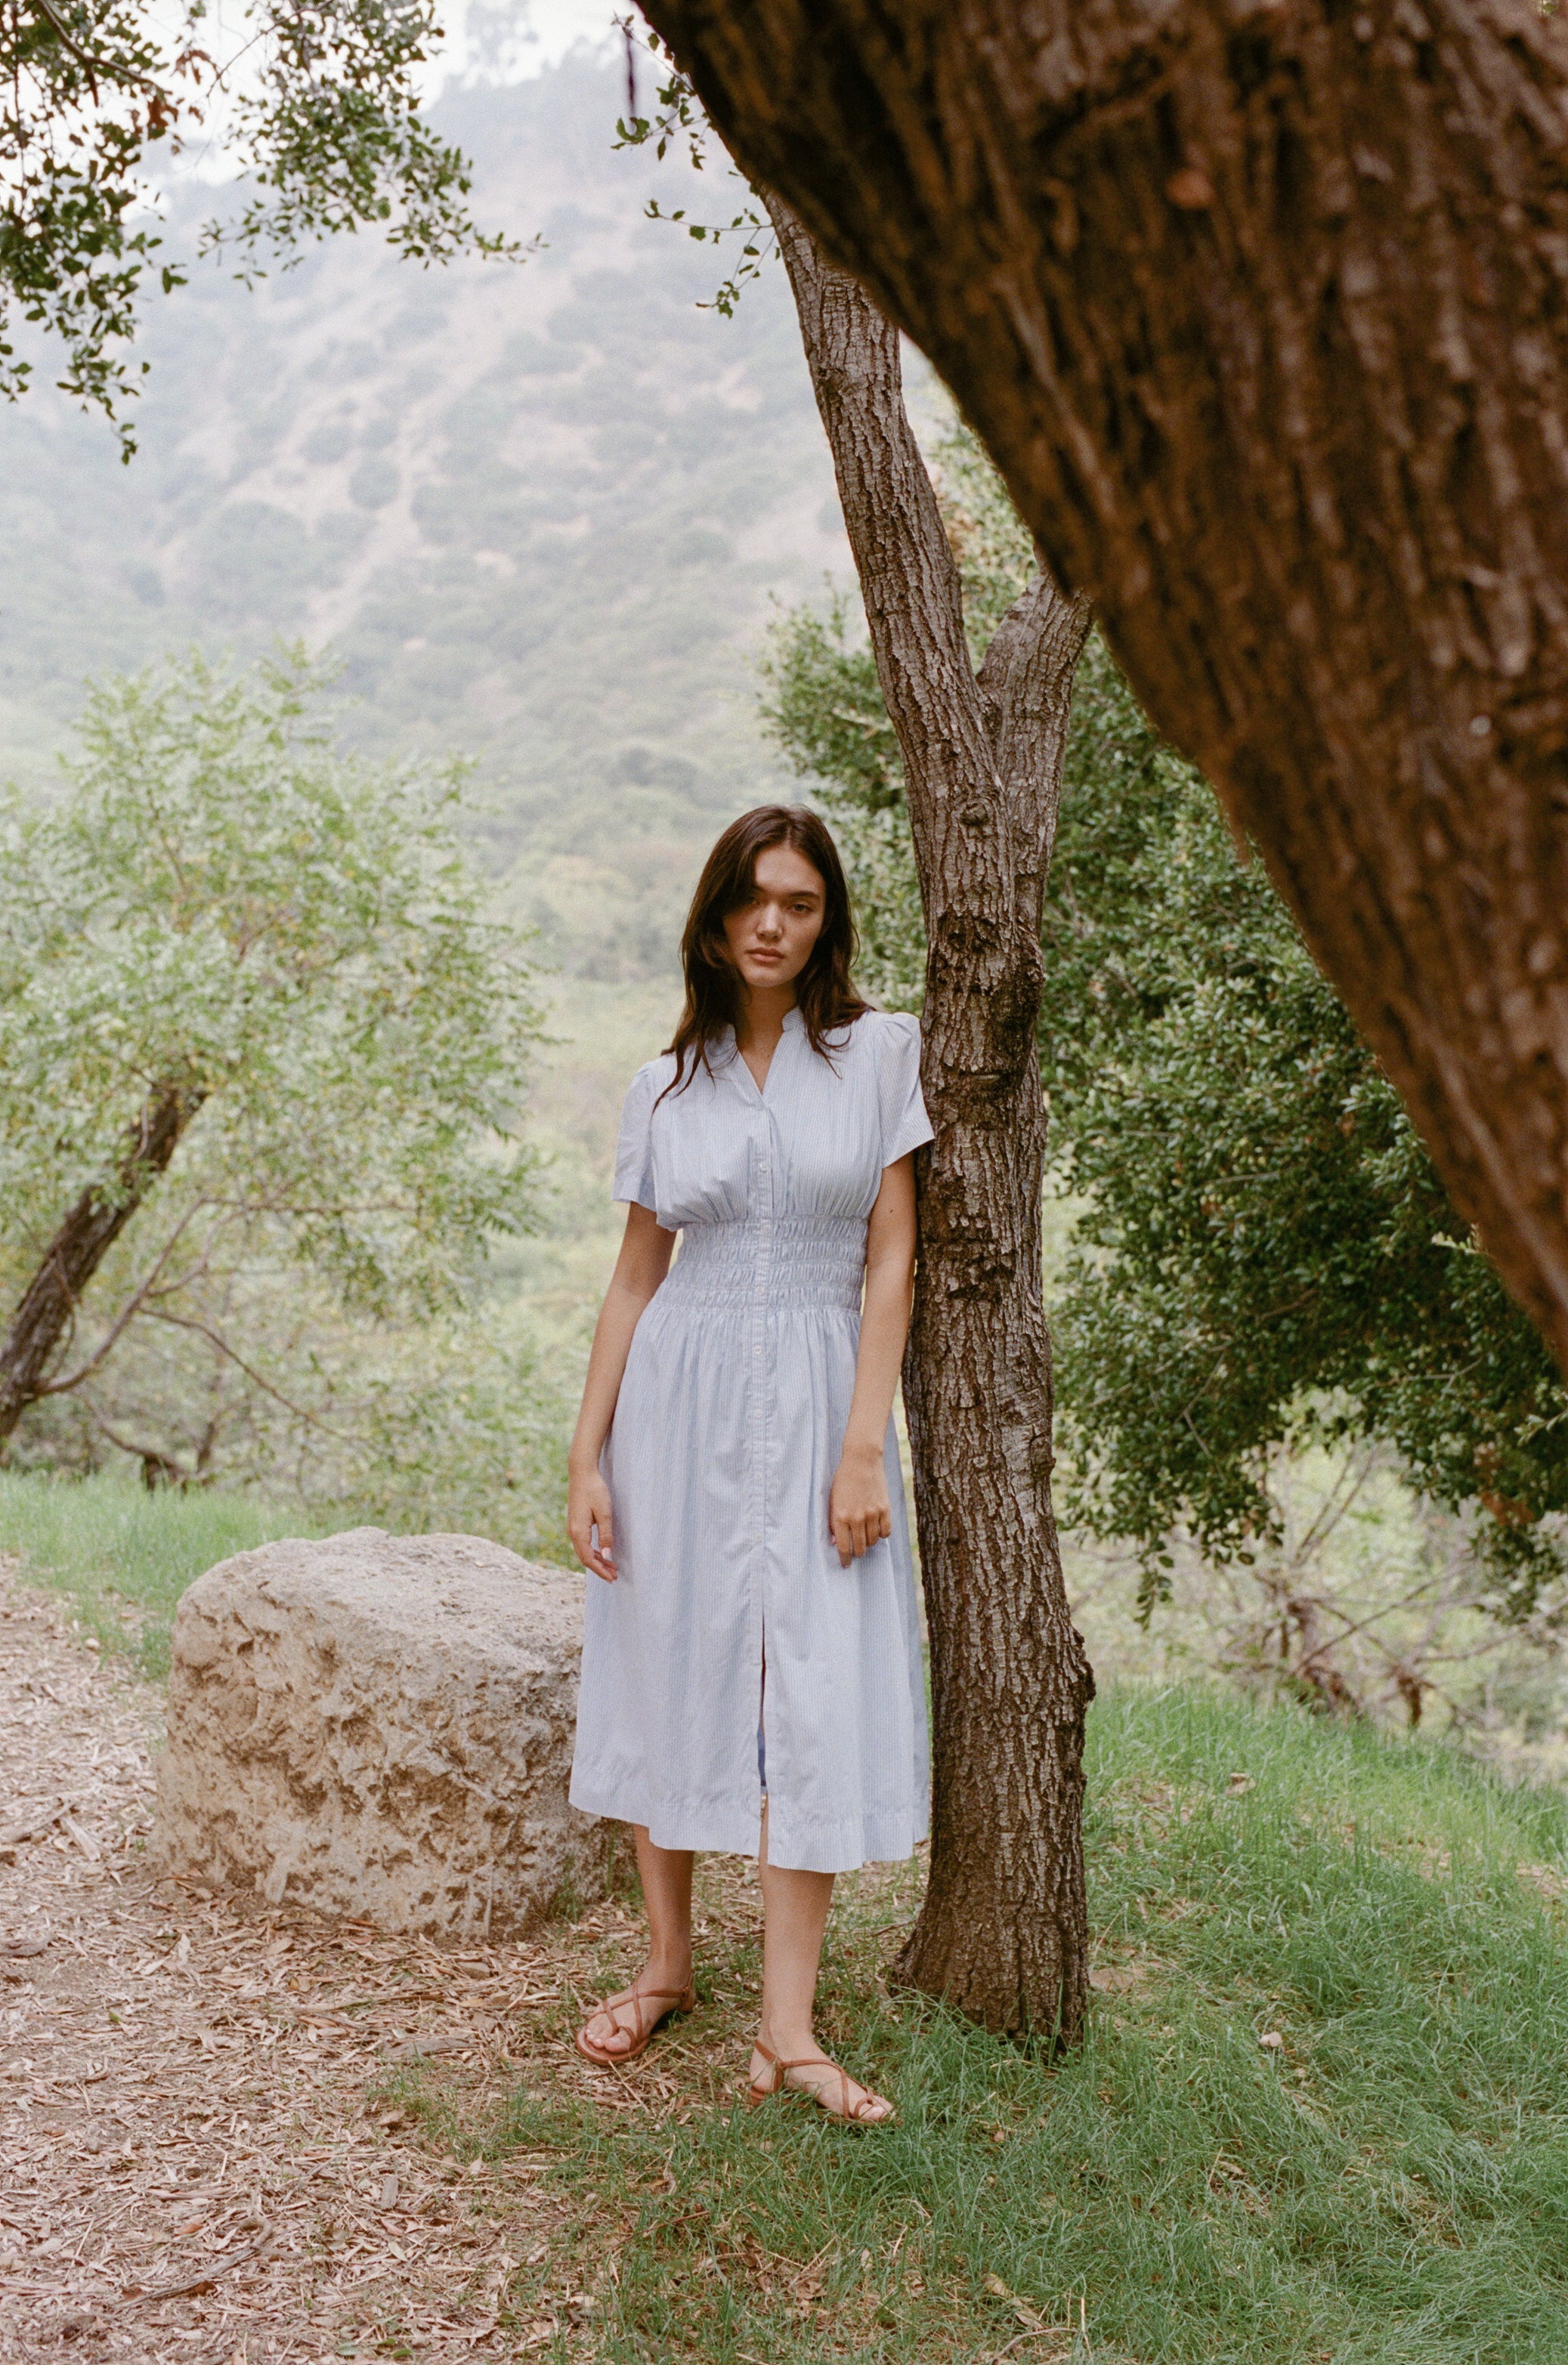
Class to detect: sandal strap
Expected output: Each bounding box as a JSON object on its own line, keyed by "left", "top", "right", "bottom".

{"left": 589, "top": 1983, "right": 691, "bottom": 2040}
{"left": 745, "top": 2045, "right": 890, "bottom": 2119}
{"left": 745, "top": 2039, "right": 784, "bottom": 2098}
{"left": 775, "top": 2055, "right": 889, "bottom": 2120}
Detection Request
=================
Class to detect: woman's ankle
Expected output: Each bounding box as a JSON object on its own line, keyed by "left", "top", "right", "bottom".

{"left": 754, "top": 2023, "right": 818, "bottom": 2061}
{"left": 642, "top": 1946, "right": 693, "bottom": 1991}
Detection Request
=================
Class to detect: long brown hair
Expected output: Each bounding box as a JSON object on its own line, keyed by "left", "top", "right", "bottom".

{"left": 663, "top": 805, "right": 869, "bottom": 1095}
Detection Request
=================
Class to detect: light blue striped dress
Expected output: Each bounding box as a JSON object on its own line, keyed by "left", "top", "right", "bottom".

{"left": 568, "top": 1007, "right": 933, "bottom": 1875}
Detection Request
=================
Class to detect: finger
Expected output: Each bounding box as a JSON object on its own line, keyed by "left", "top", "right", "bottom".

{"left": 576, "top": 1519, "right": 616, "bottom": 1582}
{"left": 832, "top": 1513, "right": 852, "bottom": 1569}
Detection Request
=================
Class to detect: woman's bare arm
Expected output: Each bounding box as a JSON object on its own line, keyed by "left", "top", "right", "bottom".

{"left": 830, "top": 1153, "right": 917, "bottom": 1566}
{"left": 567, "top": 1204, "right": 676, "bottom": 1581}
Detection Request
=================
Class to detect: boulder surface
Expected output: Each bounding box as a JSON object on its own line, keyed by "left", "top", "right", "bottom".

{"left": 154, "top": 1528, "right": 611, "bottom": 1937}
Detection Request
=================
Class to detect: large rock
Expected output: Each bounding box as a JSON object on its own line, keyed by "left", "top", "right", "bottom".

{"left": 154, "top": 1529, "right": 611, "bottom": 1937}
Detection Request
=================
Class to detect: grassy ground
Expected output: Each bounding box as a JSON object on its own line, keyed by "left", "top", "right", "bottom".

{"left": 0, "top": 1470, "right": 319, "bottom": 1677}
{"left": 9, "top": 1462, "right": 1568, "bottom": 2357}
{"left": 379, "top": 1689, "right": 1568, "bottom": 2365}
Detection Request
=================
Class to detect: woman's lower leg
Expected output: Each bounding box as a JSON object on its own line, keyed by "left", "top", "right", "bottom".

{"left": 632, "top": 1825, "right": 695, "bottom": 1986}
{"left": 751, "top": 1806, "right": 892, "bottom": 2119}
{"left": 756, "top": 1805, "right": 834, "bottom": 2056}
{"left": 579, "top": 1826, "right": 694, "bottom": 2057}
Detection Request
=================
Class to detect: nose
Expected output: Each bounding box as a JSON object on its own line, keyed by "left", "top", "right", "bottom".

{"left": 755, "top": 904, "right": 784, "bottom": 939}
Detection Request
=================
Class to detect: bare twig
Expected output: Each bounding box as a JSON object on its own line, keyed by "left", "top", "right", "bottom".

{"left": 120, "top": 2227, "right": 274, "bottom": 2306}
{"left": 140, "top": 1309, "right": 357, "bottom": 1441}
{"left": 37, "top": 1197, "right": 213, "bottom": 1398}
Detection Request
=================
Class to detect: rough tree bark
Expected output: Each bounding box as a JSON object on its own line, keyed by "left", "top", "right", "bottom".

{"left": 0, "top": 1084, "right": 202, "bottom": 1443}
{"left": 768, "top": 193, "right": 1095, "bottom": 2037}
{"left": 640, "top": 0, "right": 1568, "bottom": 1385}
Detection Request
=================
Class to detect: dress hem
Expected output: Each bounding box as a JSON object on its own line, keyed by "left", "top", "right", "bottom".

{"left": 568, "top": 1775, "right": 929, "bottom": 1878}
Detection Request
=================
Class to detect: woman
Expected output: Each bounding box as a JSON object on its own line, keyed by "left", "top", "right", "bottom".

{"left": 566, "top": 804, "right": 931, "bottom": 2125}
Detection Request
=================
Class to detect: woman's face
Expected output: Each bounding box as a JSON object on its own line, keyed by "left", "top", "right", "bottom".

{"left": 722, "top": 844, "right": 827, "bottom": 997}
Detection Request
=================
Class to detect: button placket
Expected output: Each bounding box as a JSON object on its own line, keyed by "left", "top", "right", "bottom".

{"left": 750, "top": 1119, "right": 773, "bottom": 1751}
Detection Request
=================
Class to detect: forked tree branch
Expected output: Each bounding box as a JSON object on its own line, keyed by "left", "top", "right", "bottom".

{"left": 0, "top": 1083, "right": 206, "bottom": 1445}
{"left": 767, "top": 189, "right": 1095, "bottom": 2035}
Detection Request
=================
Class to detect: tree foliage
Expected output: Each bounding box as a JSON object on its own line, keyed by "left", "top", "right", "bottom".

{"left": 0, "top": 648, "right": 546, "bottom": 1489}
{"left": 761, "top": 434, "right": 1568, "bottom": 1625}
{"left": 1, "top": 0, "right": 519, "bottom": 448}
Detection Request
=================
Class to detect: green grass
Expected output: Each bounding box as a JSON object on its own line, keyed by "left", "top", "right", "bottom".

{"left": 405, "top": 1690, "right": 1568, "bottom": 2363}
{"left": 10, "top": 1461, "right": 1567, "bottom": 2357}
{"left": 0, "top": 1470, "right": 320, "bottom": 1677}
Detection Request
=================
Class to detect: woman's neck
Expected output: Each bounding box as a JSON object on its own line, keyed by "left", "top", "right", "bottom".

{"left": 732, "top": 984, "right": 796, "bottom": 1053}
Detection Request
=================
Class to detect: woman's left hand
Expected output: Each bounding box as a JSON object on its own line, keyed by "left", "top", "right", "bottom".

{"left": 829, "top": 1443, "right": 892, "bottom": 1567}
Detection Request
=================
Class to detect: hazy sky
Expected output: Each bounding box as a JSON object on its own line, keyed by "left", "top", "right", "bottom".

{"left": 438, "top": 0, "right": 626, "bottom": 88}
{"left": 515, "top": 0, "right": 624, "bottom": 70}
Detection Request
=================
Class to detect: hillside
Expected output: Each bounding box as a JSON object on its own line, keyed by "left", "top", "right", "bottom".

{"left": 0, "top": 55, "right": 851, "bottom": 978}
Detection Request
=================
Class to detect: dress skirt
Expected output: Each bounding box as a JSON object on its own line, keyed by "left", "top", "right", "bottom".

{"left": 568, "top": 1008, "right": 933, "bottom": 1875}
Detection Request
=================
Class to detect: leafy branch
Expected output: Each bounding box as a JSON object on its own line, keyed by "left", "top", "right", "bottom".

{"left": 611, "top": 13, "right": 774, "bottom": 317}
{"left": 1, "top": 0, "right": 528, "bottom": 452}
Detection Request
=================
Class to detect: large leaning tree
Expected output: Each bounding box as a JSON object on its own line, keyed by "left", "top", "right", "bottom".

{"left": 638, "top": 0, "right": 1568, "bottom": 1390}
{"left": 0, "top": 651, "right": 541, "bottom": 1468}
{"left": 2, "top": 0, "right": 518, "bottom": 446}
{"left": 769, "top": 193, "right": 1095, "bottom": 2039}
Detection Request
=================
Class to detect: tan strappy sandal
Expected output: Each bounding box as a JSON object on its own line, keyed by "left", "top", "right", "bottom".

{"left": 575, "top": 1980, "right": 697, "bottom": 2067}
{"left": 743, "top": 2039, "right": 895, "bottom": 2125}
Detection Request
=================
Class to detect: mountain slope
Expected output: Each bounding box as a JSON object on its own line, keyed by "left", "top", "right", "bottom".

{"left": 0, "top": 57, "right": 849, "bottom": 976}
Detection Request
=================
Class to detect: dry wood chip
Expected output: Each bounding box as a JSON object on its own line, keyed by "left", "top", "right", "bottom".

{"left": 0, "top": 1798, "right": 73, "bottom": 1853}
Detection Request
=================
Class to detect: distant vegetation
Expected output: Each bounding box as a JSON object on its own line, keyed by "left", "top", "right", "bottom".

{"left": 0, "top": 650, "right": 574, "bottom": 1561}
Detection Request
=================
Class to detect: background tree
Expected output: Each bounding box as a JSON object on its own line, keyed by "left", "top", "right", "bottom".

{"left": 2, "top": 0, "right": 520, "bottom": 447}
{"left": 640, "top": 0, "right": 1568, "bottom": 1402}
{"left": 768, "top": 193, "right": 1096, "bottom": 2042}
{"left": 765, "top": 435, "right": 1568, "bottom": 1668}
{"left": 0, "top": 648, "right": 546, "bottom": 1494}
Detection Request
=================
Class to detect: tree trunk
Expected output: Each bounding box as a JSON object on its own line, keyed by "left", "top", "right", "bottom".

{"left": 0, "top": 1084, "right": 200, "bottom": 1443}
{"left": 768, "top": 193, "right": 1095, "bottom": 2039}
{"left": 642, "top": 0, "right": 1568, "bottom": 1384}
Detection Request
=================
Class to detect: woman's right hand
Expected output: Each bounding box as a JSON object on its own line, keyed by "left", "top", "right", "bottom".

{"left": 568, "top": 1466, "right": 617, "bottom": 1582}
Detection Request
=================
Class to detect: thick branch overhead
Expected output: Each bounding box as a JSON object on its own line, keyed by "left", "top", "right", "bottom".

{"left": 644, "top": 0, "right": 1568, "bottom": 1380}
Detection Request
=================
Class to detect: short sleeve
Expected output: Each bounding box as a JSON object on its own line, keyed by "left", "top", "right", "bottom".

{"left": 612, "top": 1062, "right": 660, "bottom": 1209}
{"left": 877, "top": 1012, "right": 934, "bottom": 1167}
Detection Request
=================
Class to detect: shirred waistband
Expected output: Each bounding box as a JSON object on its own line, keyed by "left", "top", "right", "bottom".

{"left": 658, "top": 1215, "right": 865, "bottom": 1311}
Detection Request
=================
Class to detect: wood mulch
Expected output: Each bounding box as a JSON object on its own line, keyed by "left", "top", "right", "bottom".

{"left": 0, "top": 1563, "right": 820, "bottom": 2365}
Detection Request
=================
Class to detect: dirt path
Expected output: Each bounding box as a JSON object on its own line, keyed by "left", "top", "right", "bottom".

{"left": 0, "top": 1568, "right": 647, "bottom": 2365}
